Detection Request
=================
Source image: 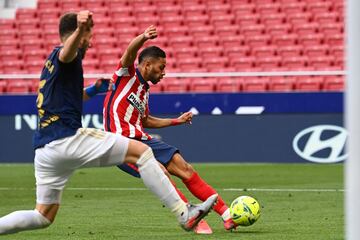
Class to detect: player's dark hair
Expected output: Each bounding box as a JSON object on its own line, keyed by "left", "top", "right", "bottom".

{"left": 59, "top": 12, "right": 93, "bottom": 40}
{"left": 138, "top": 46, "right": 166, "bottom": 64}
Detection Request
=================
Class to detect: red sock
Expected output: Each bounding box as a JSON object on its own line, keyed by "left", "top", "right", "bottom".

{"left": 183, "top": 172, "right": 228, "bottom": 216}
{"left": 171, "top": 180, "right": 188, "bottom": 203}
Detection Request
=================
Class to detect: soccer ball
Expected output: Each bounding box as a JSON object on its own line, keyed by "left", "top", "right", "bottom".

{"left": 230, "top": 196, "right": 261, "bottom": 226}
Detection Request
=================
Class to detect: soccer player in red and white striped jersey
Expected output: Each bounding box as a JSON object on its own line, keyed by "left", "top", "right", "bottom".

{"left": 103, "top": 26, "right": 238, "bottom": 232}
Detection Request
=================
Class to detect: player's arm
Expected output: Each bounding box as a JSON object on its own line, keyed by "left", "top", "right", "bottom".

{"left": 59, "top": 11, "right": 93, "bottom": 63}
{"left": 142, "top": 112, "right": 193, "bottom": 128}
{"left": 121, "top": 25, "right": 157, "bottom": 68}
{"left": 83, "top": 78, "right": 115, "bottom": 101}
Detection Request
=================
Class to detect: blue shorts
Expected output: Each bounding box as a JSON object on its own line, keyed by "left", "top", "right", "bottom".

{"left": 117, "top": 138, "right": 179, "bottom": 178}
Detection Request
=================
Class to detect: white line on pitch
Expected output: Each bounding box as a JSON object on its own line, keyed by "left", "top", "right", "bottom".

{"left": 0, "top": 187, "right": 344, "bottom": 192}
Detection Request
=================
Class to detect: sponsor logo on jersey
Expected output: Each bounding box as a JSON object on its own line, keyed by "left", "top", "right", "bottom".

{"left": 127, "top": 92, "right": 145, "bottom": 115}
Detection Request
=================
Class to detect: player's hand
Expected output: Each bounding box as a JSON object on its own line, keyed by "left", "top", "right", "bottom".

{"left": 95, "top": 78, "right": 115, "bottom": 93}
{"left": 77, "top": 10, "right": 93, "bottom": 31}
{"left": 143, "top": 25, "right": 157, "bottom": 40}
{"left": 177, "top": 112, "right": 193, "bottom": 125}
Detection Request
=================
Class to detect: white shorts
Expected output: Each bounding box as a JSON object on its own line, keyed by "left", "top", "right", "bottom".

{"left": 34, "top": 128, "right": 129, "bottom": 204}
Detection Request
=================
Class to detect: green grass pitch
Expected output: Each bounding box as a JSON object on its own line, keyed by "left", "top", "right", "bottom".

{"left": 0, "top": 163, "right": 343, "bottom": 240}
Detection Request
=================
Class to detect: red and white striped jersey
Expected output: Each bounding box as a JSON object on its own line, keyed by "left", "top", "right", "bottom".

{"left": 103, "top": 63, "right": 152, "bottom": 140}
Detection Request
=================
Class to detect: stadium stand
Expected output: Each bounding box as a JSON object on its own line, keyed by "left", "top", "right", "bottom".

{"left": 0, "top": 0, "right": 345, "bottom": 93}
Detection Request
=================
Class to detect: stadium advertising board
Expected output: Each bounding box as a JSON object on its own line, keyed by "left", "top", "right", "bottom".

{"left": 0, "top": 93, "right": 343, "bottom": 163}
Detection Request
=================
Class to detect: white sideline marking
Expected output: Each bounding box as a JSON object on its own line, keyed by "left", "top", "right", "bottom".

{"left": 0, "top": 187, "right": 344, "bottom": 192}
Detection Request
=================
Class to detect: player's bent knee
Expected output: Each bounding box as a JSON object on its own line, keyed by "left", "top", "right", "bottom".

{"left": 125, "top": 140, "right": 153, "bottom": 165}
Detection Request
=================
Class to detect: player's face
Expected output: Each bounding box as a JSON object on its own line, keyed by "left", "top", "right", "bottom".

{"left": 79, "top": 28, "right": 93, "bottom": 59}
{"left": 147, "top": 57, "right": 166, "bottom": 84}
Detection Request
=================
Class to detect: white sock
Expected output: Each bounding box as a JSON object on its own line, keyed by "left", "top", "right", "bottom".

{"left": 221, "top": 208, "right": 231, "bottom": 221}
{"left": 137, "top": 148, "right": 188, "bottom": 222}
{"left": 0, "top": 209, "right": 51, "bottom": 235}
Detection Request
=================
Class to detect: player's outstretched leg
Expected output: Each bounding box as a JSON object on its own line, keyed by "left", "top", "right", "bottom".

{"left": 166, "top": 153, "right": 236, "bottom": 230}
{"left": 180, "top": 194, "right": 218, "bottom": 231}
{"left": 0, "top": 210, "right": 51, "bottom": 235}
{"left": 128, "top": 142, "right": 217, "bottom": 230}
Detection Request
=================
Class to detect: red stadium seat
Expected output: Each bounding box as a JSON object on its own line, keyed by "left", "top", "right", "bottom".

{"left": 210, "top": 15, "right": 235, "bottom": 28}
{"left": 219, "top": 35, "right": 245, "bottom": 48}
{"left": 244, "top": 35, "right": 271, "bottom": 47}
{"left": 241, "top": 24, "right": 265, "bottom": 36}
{"left": 251, "top": 46, "right": 276, "bottom": 57}
{"left": 266, "top": 24, "right": 291, "bottom": 36}
{"left": 99, "top": 59, "right": 119, "bottom": 72}
{"left": 224, "top": 46, "right": 250, "bottom": 58}
{"left": 324, "top": 34, "right": 344, "bottom": 46}
{"left": 37, "top": 0, "right": 58, "bottom": 9}
{"left": 59, "top": 0, "right": 81, "bottom": 10}
{"left": 256, "top": 56, "right": 282, "bottom": 70}
{"left": 160, "top": 15, "right": 184, "bottom": 29}
{"left": 329, "top": 45, "right": 344, "bottom": 59}
{"left": 189, "top": 25, "right": 214, "bottom": 38}
{"left": 319, "top": 23, "right": 343, "bottom": 36}
{"left": 282, "top": 56, "right": 308, "bottom": 70}
{"left": 163, "top": 26, "right": 189, "bottom": 38}
{"left": 203, "top": 57, "right": 229, "bottom": 71}
{"left": 256, "top": 3, "right": 281, "bottom": 15}
{"left": 0, "top": 19, "right": 15, "bottom": 31}
{"left": 194, "top": 36, "right": 220, "bottom": 48}
{"left": 281, "top": 2, "right": 306, "bottom": 14}
{"left": 323, "top": 76, "right": 344, "bottom": 91}
{"left": 37, "top": 8, "right": 61, "bottom": 21}
{"left": 93, "top": 37, "right": 117, "bottom": 49}
{"left": 268, "top": 77, "right": 295, "bottom": 92}
{"left": 190, "top": 78, "right": 217, "bottom": 92}
{"left": 185, "top": 15, "right": 209, "bottom": 27}
{"left": 287, "top": 12, "right": 312, "bottom": 25}
{"left": 295, "top": 77, "right": 323, "bottom": 92}
{"left": 0, "top": 50, "right": 22, "bottom": 62}
{"left": 177, "top": 57, "right": 202, "bottom": 71}
{"left": 236, "top": 14, "right": 261, "bottom": 26}
{"left": 216, "top": 78, "right": 242, "bottom": 92}
{"left": 164, "top": 78, "right": 190, "bottom": 93}
{"left": 272, "top": 34, "right": 298, "bottom": 46}
{"left": 313, "top": 12, "right": 339, "bottom": 24}
{"left": 214, "top": 25, "right": 239, "bottom": 37}
{"left": 298, "top": 33, "right": 325, "bottom": 46}
{"left": 26, "top": 60, "right": 45, "bottom": 73}
{"left": 260, "top": 13, "right": 286, "bottom": 25}
{"left": 18, "top": 29, "right": 42, "bottom": 41}
{"left": 0, "top": 39, "right": 20, "bottom": 51}
{"left": 173, "top": 47, "right": 198, "bottom": 59}
{"left": 0, "top": 30, "right": 17, "bottom": 41}
{"left": 277, "top": 45, "right": 303, "bottom": 58}
{"left": 242, "top": 77, "right": 269, "bottom": 92}
{"left": 6, "top": 80, "right": 32, "bottom": 93}
{"left": 292, "top": 22, "right": 319, "bottom": 35}
{"left": 306, "top": 1, "right": 332, "bottom": 13}
{"left": 230, "top": 57, "right": 256, "bottom": 70}
{"left": 182, "top": 4, "right": 206, "bottom": 16}
{"left": 168, "top": 36, "right": 194, "bottom": 49}
{"left": 22, "top": 40, "right": 43, "bottom": 52}
{"left": 232, "top": 4, "right": 256, "bottom": 15}
{"left": 24, "top": 49, "right": 47, "bottom": 62}
{"left": 30, "top": 79, "right": 40, "bottom": 93}
{"left": 83, "top": 0, "right": 105, "bottom": 9}
{"left": 303, "top": 45, "right": 329, "bottom": 58}
{"left": 158, "top": 5, "right": 182, "bottom": 18}
{"left": 15, "top": 19, "right": 40, "bottom": 31}
{"left": 2, "top": 60, "right": 23, "bottom": 73}
{"left": 0, "top": 81, "right": 7, "bottom": 93}
{"left": 199, "top": 46, "right": 223, "bottom": 59}
{"left": 149, "top": 82, "right": 165, "bottom": 93}
{"left": 16, "top": 8, "right": 37, "bottom": 20}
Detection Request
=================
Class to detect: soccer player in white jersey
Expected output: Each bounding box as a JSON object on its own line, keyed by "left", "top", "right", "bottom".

{"left": 103, "top": 25, "right": 238, "bottom": 232}
{"left": 0, "top": 11, "right": 217, "bottom": 235}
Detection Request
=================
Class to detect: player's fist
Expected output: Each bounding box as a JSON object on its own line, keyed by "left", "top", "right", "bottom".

{"left": 95, "top": 78, "right": 115, "bottom": 93}
{"left": 143, "top": 25, "right": 157, "bottom": 40}
{"left": 178, "top": 112, "right": 193, "bottom": 125}
{"left": 77, "top": 10, "right": 93, "bottom": 31}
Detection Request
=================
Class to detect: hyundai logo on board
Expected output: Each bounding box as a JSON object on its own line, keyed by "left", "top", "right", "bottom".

{"left": 292, "top": 125, "right": 347, "bottom": 163}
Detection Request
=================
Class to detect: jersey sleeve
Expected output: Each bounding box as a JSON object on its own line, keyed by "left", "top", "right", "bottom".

{"left": 113, "top": 62, "right": 136, "bottom": 78}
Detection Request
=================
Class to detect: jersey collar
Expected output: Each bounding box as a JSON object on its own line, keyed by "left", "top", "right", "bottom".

{"left": 136, "top": 68, "right": 149, "bottom": 90}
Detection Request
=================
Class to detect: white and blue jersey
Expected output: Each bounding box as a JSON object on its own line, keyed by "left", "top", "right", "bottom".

{"left": 33, "top": 47, "right": 84, "bottom": 149}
